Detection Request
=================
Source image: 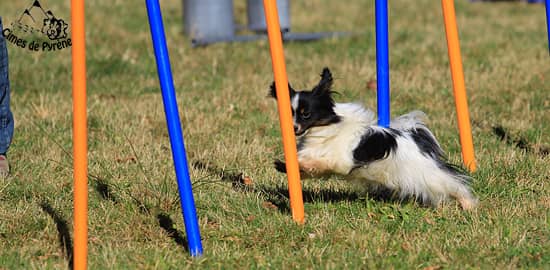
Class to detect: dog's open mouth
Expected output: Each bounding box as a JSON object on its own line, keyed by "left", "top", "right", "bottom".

{"left": 295, "top": 129, "right": 308, "bottom": 137}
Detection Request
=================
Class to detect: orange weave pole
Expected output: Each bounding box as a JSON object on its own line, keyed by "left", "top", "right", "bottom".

{"left": 263, "top": 0, "right": 305, "bottom": 224}
{"left": 71, "top": 0, "right": 88, "bottom": 268}
{"left": 441, "top": 0, "right": 476, "bottom": 172}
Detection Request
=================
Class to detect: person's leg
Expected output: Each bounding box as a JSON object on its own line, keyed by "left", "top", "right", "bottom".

{"left": 0, "top": 17, "right": 14, "bottom": 176}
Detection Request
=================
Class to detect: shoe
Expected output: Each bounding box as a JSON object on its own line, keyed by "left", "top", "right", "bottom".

{"left": 0, "top": 155, "right": 9, "bottom": 178}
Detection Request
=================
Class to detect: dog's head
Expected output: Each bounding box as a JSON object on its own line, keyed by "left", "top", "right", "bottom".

{"left": 269, "top": 67, "right": 340, "bottom": 136}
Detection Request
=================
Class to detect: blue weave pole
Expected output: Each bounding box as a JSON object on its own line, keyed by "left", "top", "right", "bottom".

{"left": 375, "top": 0, "right": 390, "bottom": 127}
{"left": 145, "top": 0, "right": 203, "bottom": 256}
{"left": 546, "top": 0, "right": 549, "bottom": 53}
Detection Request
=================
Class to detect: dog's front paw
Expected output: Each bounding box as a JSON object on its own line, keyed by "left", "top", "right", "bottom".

{"left": 274, "top": 160, "right": 287, "bottom": 173}
{"left": 300, "top": 160, "right": 325, "bottom": 174}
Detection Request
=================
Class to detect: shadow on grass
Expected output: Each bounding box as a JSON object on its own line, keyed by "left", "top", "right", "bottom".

{"left": 191, "top": 160, "right": 253, "bottom": 191}
{"left": 91, "top": 177, "right": 118, "bottom": 203}
{"left": 157, "top": 213, "right": 188, "bottom": 252}
{"left": 492, "top": 125, "right": 549, "bottom": 157}
{"left": 261, "top": 186, "right": 363, "bottom": 213}
{"left": 39, "top": 201, "right": 73, "bottom": 270}
{"left": 192, "top": 159, "right": 401, "bottom": 214}
{"left": 259, "top": 184, "right": 399, "bottom": 214}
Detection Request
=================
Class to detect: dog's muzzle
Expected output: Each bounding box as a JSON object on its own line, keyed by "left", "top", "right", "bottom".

{"left": 294, "top": 124, "right": 306, "bottom": 136}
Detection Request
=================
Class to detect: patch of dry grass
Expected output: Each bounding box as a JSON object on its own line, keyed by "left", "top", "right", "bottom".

{"left": 0, "top": 0, "right": 548, "bottom": 269}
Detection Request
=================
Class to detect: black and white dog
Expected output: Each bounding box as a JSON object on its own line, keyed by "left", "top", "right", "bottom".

{"left": 270, "top": 68, "right": 477, "bottom": 210}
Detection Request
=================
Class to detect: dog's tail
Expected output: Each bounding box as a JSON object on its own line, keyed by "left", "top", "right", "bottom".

{"left": 406, "top": 126, "right": 478, "bottom": 210}
{"left": 390, "top": 110, "right": 428, "bottom": 130}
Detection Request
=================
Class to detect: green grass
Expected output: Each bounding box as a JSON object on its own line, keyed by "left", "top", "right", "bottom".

{"left": 0, "top": 0, "right": 549, "bottom": 269}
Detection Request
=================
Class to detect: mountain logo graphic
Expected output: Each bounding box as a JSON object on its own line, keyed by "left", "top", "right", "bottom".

{"left": 2, "top": 0, "right": 71, "bottom": 52}
{"left": 14, "top": 0, "right": 68, "bottom": 40}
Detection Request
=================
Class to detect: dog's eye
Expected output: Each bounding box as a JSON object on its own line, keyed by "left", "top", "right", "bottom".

{"left": 301, "top": 111, "right": 311, "bottom": 119}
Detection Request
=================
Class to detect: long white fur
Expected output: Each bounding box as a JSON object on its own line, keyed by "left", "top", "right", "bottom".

{"left": 291, "top": 93, "right": 300, "bottom": 127}
{"left": 295, "top": 103, "right": 477, "bottom": 209}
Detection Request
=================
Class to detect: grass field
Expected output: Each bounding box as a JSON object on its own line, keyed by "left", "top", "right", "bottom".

{"left": 0, "top": 0, "right": 549, "bottom": 269}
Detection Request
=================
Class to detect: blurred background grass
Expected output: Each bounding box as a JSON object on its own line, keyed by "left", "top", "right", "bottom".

{"left": 0, "top": 0, "right": 548, "bottom": 269}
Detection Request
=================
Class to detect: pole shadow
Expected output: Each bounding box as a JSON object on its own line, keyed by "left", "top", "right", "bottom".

{"left": 157, "top": 213, "right": 189, "bottom": 252}
{"left": 492, "top": 125, "right": 549, "bottom": 158}
{"left": 91, "top": 177, "right": 118, "bottom": 203}
{"left": 39, "top": 201, "right": 74, "bottom": 270}
{"left": 191, "top": 160, "right": 253, "bottom": 191}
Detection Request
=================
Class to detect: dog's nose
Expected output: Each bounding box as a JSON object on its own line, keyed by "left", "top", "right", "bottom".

{"left": 294, "top": 125, "right": 298, "bottom": 133}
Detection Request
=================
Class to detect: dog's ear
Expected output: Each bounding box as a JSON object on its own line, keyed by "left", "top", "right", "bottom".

{"left": 269, "top": 82, "right": 295, "bottom": 99}
{"left": 312, "top": 67, "right": 333, "bottom": 96}
{"left": 269, "top": 82, "right": 277, "bottom": 98}
{"left": 273, "top": 159, "right": 287, "bottom": 173}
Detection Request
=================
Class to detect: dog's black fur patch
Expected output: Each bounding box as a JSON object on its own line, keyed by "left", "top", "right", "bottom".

{"left": 409, "top": 128, "right": 469, "bottom": 180}
{"left": 353, "top": 128, "right": 399, "bottom": 164}
{"left": 269, "top": 82, "right": 295, "bottom": 99}
{"left": 410, "top": 127, "right": 444, "bottom": 159}
{"left": 439, "top": 161, "right": 469, "bottom": 181}
{"left": 274, "top": 159, "right": 287, "bottom": 173}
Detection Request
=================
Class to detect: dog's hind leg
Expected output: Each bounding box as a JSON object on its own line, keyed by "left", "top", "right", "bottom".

{"left": 450, "top": 189, "right": 478, "bottom": 210}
